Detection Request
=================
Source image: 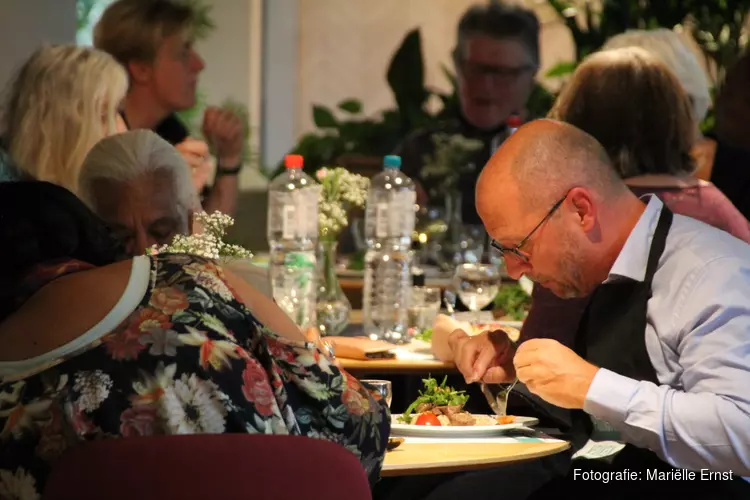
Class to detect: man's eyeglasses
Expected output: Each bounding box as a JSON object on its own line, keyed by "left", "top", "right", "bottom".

{"left": 461, "top": 61, "right": 536, "bottom": 83}
{"left": 490, "top": 192, "right": 569, "bottom": 263}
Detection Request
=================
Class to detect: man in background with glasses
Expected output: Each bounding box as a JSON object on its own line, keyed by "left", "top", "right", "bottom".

{"left": 395, "top": 1, "right": 539, "bottom": 226}
{"left": 448, "top": 119, "right": 750, "bottom": 497}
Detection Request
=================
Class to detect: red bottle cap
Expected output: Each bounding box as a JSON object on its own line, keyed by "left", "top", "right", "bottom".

{"left": 506, "top": 114, "right": 522, "bottom": 129}
{"left": 285, "top": 154, "right": 304, "bottom": 169}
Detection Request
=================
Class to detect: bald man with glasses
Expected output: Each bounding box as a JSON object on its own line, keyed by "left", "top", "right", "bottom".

{"left": 444, "top": 119, "right": 750, "bottom": 498}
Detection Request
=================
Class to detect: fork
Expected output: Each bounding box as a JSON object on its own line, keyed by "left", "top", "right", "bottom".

{"left": 481, "top": 378, "right": 519, "bottom": 417}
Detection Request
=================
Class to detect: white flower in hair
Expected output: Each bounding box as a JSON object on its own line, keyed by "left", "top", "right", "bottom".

{"left": 146, "top": 211, "right": 253, "bottom": 261}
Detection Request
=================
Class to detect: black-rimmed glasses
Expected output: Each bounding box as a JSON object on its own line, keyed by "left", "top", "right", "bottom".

{"left": 490, "top": 192, "right": 569, "bottom": 263}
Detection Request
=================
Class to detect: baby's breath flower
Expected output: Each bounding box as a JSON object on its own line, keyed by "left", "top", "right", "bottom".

{"left": 146, "top": 211, "right": 253, "bottom": 261}
{"left": 315, "top": 167, "right": 369, "bottom": 241}
{"left": 421, "top": 133, "right": 483, "bottom": 198}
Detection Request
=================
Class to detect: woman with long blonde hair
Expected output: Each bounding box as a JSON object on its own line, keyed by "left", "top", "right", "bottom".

{"left": 0, "top": 45, "right": 128, "bottom": 195}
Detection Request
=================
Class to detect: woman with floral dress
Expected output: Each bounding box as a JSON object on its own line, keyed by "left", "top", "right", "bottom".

{"left": 0, "top": 182, "right": 389, "bottom": 500}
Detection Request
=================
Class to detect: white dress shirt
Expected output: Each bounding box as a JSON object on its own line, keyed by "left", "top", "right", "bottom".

{"left": 584, "top": 196, "right": 750, "bottom": 478}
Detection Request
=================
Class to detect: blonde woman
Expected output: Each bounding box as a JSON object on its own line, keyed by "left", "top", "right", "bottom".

{"left": 599, "top": 29, "right": 734, "bottom": 189}
{"left": 0, "top": 45, "right": 128, "bottom": 195}
{"left": 602, "top": 29, "right": 712, "bottom": 133}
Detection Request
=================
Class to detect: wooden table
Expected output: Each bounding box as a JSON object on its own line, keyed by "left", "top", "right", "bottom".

{"left": 336, "top": 310, "right": 457, "bottom": 375}
{"left": 381, "top": 440, "right": 570, "bottom": 476}
{"left": 339, "top": 357, "right": 456, "bottom": 375}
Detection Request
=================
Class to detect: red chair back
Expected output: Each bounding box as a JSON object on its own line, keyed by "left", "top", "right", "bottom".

{"left": 43, "top": 434, "right": 373, "bottom": 500}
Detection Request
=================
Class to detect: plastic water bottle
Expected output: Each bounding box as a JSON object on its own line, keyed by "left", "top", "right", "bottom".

{"left": 267, "top": 154, "right": 320, "bottom": 329}
{"left": 363, "top": 155, "right": 416, "bottom": 342}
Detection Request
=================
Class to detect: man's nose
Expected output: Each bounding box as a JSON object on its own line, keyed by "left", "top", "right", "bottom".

{"left": 192, "top": 51, "right": 205, "bottom": 72}
{"left": 503, "top": 256, "right": 527, "bottom": 280}
{"left": 477, "top": 74, "right": 495, "bottom": 92}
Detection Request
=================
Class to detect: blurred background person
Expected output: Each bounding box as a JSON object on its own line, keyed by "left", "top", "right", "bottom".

{"left": 0, "top": 45, "right": 128, "bottom": 195}
{"left": 696, "top": 50, "right": 750, "bottom": 219}
{"left": 395, "top": 1, "right": 540, "bottom": 224}
{"left": 94, "top": 0, "right": 243, "bottom": 216}
{"left": 601, "top": 28, "right": 713, "bottom": 149}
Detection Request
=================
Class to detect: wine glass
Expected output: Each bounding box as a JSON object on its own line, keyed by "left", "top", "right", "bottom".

{"left": 408, "top": 286, "right": 442, "bottom": 336}
{"left": 453, "top": 263, "right": 501, "bottom": 323}
{"left": 360, "top": 379, "right": 392, "bottom": 408}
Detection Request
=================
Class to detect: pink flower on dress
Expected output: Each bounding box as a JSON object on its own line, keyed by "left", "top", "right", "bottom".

{"left": 265, "top": 337, "right": 296, "bottom": 364}
{"left": 35, "top": 405, "right": 68, "bottom": 461}
{"left": 150, "top": 287, "right": 189, "bottom": 315}
{"left": 104, "top": 309, "right": 172, "bottom": 361}
{"left": 104, "top": 330, "right": 146, "bottom": 361}
{"left": 269, "top": 364, "right": 285, "bottom": 391}
{"left": 134, "top": 309, "right": 172, "bottom": 332}
{"left": 241, "top": 360, "right": 275, "bottom": 417}
{"left": 341, "top": 388, "right": 370, "bottom": 416}
{"left": 340, "top": 373, "right": 373, "bottom": 415}
{"left": 120, "top": 406, "right": 159, "bottom": 437}
{"left": 67, "top": 406, "right": 97, "bottom": 438}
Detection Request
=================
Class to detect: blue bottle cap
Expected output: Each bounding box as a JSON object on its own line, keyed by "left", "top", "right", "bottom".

{"left": 383, "top": 155, "right": 401, "bottom": 169}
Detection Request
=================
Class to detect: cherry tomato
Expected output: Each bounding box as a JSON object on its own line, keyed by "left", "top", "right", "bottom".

{"left": 415, "top": 413, "right": 441, "bottom": 426}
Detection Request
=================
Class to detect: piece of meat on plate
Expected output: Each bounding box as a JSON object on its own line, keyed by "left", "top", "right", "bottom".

{"left": 448, "top": 412, "right": 476, "bottom": 426}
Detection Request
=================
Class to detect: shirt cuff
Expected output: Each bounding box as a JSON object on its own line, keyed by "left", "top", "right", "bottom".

{"left": 583, "top": 368, "right": 639, "bottom": 424}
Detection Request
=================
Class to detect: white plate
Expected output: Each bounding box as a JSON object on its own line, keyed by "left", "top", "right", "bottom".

{"left": 452, "top": 312, "right": 524, "bottom": 330}
{"left": 390, "top": 415, "right": 539, "bottom": 437}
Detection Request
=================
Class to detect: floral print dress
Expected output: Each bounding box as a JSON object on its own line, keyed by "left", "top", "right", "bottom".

{"left": 0, "top": 254, "right": 390, "bottom": 499}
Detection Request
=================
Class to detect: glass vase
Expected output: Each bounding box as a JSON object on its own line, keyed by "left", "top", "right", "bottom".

{"left": 315, "top": 240, "right": 351, "bottom": 336}
{"left": 439, "top": 189, "right": 465, "bottom": 267}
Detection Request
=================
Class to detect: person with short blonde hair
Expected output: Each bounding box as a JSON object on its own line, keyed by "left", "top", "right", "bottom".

{"left": 602, "top": 28, "right": 712, "bottom": 126}
{"left": 94, "top": 0, "right": 243, "bottom": 217}
{"left": 549, "top": 47, "right": 696, "bottom": 179}
{"left": 548, "top": 47, "right": 749, "bottom": 244}
{"left": 94, "top": 0, "right": 201, "bottom": 127}
{"left": 0, "top": 45, "right": 128, "bottom": 195}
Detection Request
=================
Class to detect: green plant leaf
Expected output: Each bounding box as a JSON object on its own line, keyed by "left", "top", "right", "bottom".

{"left": 337, "top": 99, "right": 363, "bottom": 114}
{"left": 387, "top": 29, "right": 430, "bottom": 131}
{"left": 545, "top": 61, "right": 577, "bottom": 78}
{"left": 313, "top": 105, "right": 338, "bottom": 129}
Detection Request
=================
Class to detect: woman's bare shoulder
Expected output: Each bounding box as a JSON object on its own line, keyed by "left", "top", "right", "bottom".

{"left": 0, "top": 259, "right": 143, "bottom": 361}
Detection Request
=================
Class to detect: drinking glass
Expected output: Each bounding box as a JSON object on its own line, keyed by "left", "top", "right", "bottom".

{"left": 453, "top": 263, "right": 501, "bottom": 323}
{"left": 360, "top": 380, "right": 392, "bottom": 408}
{"left": 408, "top": 286, "right": 442, "bottom": 335}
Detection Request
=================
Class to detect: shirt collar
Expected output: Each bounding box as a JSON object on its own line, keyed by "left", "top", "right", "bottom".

{"left": 605, "top": 195, "right": 663, "bottom": 283}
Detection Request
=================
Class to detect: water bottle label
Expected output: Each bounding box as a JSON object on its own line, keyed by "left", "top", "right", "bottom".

{"left": 398, "top": 190, "right": 416, "bottom": 236}
{"left": 282, "top": 205, "right": 296, "bottom": 239}
{"left": 375, "top": 202, "right": 389, "bottom": 238}
{"left": 272, "top": 187, "right": 320, "bottom": 240}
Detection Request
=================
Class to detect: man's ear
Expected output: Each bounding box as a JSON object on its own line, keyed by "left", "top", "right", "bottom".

{"left": 127, "top": 60, "right": 152, "bottom": 85}
{"left": 569, "top": 188, "right": 597, "bottom": 232}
